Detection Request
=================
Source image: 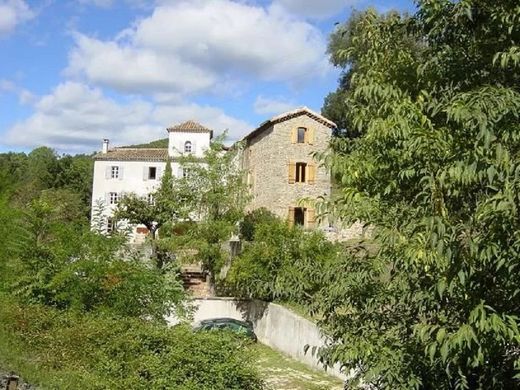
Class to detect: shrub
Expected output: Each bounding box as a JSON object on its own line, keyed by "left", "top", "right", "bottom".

{"left": 239, "top": 208, "right": 279, "bottom": 241}
{"left": 0, "top": 297, "right": 265, "bottom": 390}
{"left": 4, "top": 199, "right": 186, "bottom": 320}
{"left": 227, "top": 218, "right": 340, "bottom": 305}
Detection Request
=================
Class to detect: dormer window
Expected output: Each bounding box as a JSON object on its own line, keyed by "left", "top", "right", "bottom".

{"left": 184, "top": 141, "right": 192, "bottom": 153}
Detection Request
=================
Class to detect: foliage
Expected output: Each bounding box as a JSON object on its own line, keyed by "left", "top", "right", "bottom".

{"left": 227, "top": 217, "right": 340, "bottom": 305}
{"left": 175, "top": 134, "right": 249, "bottom": 223}
{"left": 0, "top": 148, "right": 93, "bottom": 214}
{"left": 0, "top": 144, "right": 265, "bottom": 390}
{"left": 2, "top": 195, "right": 185, "bottom": 320}
{"left": 0, "top": 297, "right": 265, "bottom": 390}
{"left": 115, "top": 160, "right": 183, "bottom": 268}
{"left": 316, "top": 1, "right": 520, "bottom": 388}
{"left": 125, "top": 138, "right": 169, "bottom": 148}
{"left": 163, "top": 134, "right": 250, "bottom": 277}
{"left": 115, "top": 159, "right": 178, "bottom": 237}
{"left": 240, "top": 207, "right": 279, "bottom": 241}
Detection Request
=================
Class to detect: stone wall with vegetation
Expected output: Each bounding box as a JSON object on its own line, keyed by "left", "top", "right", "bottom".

{"left": 168, "top": 297, "right": 346, "bottom": 380}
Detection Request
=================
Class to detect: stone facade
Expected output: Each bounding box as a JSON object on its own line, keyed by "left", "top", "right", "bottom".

{"left": 240, "top": 108, "right": 334, "bottom": 229}
{"left": 91, "top": 110, "right": 339, "bottom": 237}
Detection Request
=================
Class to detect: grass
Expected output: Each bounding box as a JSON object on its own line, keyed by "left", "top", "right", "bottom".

{"left": 0, "top": 328, "right": 94, "bottom": 389}
{"left": 253, "top": 343, "right": 343, "bottom": 390}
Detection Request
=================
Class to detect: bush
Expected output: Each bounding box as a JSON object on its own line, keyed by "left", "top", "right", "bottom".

{"left": 0, "top": 297, "right": 265, "bottom": 390}
{"left": 3, "top": 199, "right": 186, "bottom": 320}
{"left": 227, "top": 218, "right": 340, "bottom": 306}
{"left": 239, "top": 208, "right": 279, "bottom": 241}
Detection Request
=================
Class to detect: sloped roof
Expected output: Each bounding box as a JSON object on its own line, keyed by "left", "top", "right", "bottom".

{"left": 167, "top": 120, "right": 212, "bottom": 133}
{"left": 94, "top": 148, "right": 168, "bottom": 161}
{"left": 243, "top": 107, "right": 336, "bottom": 141}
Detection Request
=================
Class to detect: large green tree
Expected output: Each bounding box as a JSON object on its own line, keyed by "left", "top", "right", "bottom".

{"left": 316, "top": 1, "right": 520, "bottom": 389}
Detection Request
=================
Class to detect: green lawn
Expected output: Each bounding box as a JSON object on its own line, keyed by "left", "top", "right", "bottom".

{"left": 253, "top": 343, "right": 343, "bottom": 390}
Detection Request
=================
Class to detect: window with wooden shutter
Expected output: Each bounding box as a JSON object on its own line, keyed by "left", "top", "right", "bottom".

{"left": 291, "top": 128, "right": 297, "bottom": 144}
{"left": 288, "top": 161, "right": 296, "bottom": 183}
{"left": 297, "top": 127, "right": 306, "bottom": 143}
{"left": 306, "top": 208, "right": 316, "bottom": 229}
{"left": 307, "top": 163, "right": 316, "bottom": 184}
{"left": 307, "top": 128, "right": 315, "bottom": 145}
{"left": 295, "top": 162, "right": 307, "bottom": 183}
{"left": 288, "top": 207, "right": 295, "bottom": 226}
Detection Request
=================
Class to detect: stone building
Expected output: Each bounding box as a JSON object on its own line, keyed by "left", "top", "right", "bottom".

{"left": 240, "top": 107, "right": 335, "bottom": 229}
{"left": 90, "top": 108, "right": 337, "bottom": 238}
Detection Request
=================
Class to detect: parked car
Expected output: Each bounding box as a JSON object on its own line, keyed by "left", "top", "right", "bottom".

{"left": 193, "top": 318, "right": 257, "bottom": 341}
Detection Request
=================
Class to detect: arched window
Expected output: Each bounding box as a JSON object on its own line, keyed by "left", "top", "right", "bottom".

{"left": 184, "top": 141, "right": 192, "bottom": 153}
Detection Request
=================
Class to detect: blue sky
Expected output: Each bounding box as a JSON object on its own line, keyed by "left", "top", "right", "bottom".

{"left": 0, "top": 0, "right": 415, "bottom": 154}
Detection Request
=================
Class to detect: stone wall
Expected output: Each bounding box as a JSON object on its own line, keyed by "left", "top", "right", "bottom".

{"left": 242, "top": 114, "right": 332, "bottom": 227}
{"left": 167, "top": 297, "right": 346, "bottom": 380}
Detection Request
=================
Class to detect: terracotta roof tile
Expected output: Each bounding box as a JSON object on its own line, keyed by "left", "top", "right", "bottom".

{"left": 94, "top": 148, "right": 168, "bottom": 161}
{"left": 167, "top": 120, "right": 212, "bottom": 133}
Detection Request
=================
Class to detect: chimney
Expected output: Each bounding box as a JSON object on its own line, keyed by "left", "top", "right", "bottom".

{"left": 102, "top": 139, "right": 109, "bottom": 154}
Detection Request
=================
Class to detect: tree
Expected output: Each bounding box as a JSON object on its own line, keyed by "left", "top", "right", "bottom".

{"left": 227, "top": 215, "right": 339, "bottom": 304}
{"left": 167, "top": 134, "right": 250, "bottom": 281}
{"left": 54, "top": 154, "right": 94, "bottom": 216}
{"left": 115, "top": 159, "right": 179, "bottom": 268}
{"left": 316, "top": 2, "right": 520, "bottom": 389}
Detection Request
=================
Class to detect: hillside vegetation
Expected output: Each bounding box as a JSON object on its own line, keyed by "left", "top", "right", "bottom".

{"left": 0, "top": 148, "right": 265, "bottom": 389}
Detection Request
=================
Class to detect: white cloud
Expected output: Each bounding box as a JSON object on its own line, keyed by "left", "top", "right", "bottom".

{"left": 67, "top": 0, "right": 330, "bottom": 95}
{"left": 271, "top": 0, "right": 357, "bottom": 19}
{"left": 153, "top": 103, "right": 252, "bottom": 142}
{"left": 67, "top": 34, "right": 217, "bottom": 94}
{"left": 0, "top": 0, "right": 34, "bottom": 37}
{"left": 5, "top": 82, "right": 253, "bottom": 153}
{"left": 254, "top": 95, "right": 297, "bottom": 115}
{"left": 0, "top": 79, "right": 16, "bottom": 92}
{"left": 0, "top": 78, "right": 35, "bottom": 104}
{"left": 78, "top": 0, "right": 114, "bottom": 8}
{"left": 77, "top": 0, "right": 150, "bottom": 8}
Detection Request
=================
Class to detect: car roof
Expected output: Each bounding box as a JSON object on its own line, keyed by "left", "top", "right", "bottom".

{"left": 199, "top": 317, "right": 249, "bottom": 325}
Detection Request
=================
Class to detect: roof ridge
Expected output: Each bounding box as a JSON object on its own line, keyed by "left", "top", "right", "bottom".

{"left": 167, "top": 119, "right": 212, "bottom": 133}
{"left": 116, "top": 147, "right": 167, "bottom": 150}
{"left": 241, "top": 107, "right": 336, "bottom": 142}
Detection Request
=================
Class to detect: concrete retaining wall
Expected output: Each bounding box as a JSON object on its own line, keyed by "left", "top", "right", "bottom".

{"left": 167, "top": 297, "right": 345, "bottom": 380}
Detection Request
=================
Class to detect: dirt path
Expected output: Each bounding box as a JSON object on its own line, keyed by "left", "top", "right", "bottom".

{"left": 253, "top": 344, "right": 344, "bottom": 390}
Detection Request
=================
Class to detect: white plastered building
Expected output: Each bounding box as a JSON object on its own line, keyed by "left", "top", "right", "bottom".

{"left": 90, "top": 120, "right": 212, "bottom": 241}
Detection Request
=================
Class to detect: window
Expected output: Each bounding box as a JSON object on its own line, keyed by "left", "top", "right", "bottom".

{"left": 294, "top": 207, "right": 305, "bottom": 226}
{"left": 109, "top": 192, "right": 119, "bottom": 205}
{"left": 107, "top": 217, "right": 116, "bottom": 234}
{"left": 110, "top": 166, "right": 119, "bottom": 179}
{"left": 289, "top": 161, "right": 316, "bottom": 184}
{"left": 148, "top": 167, "right": 157, "bottom": 180}
{"left": 292, "top": 127, "right": 314, "bottom": 144}
{"left": 147, "top": 193, "right": 155, "bottom": 205}
{"left": 295, "top": 162, "right": 307, "bottom": 183}
{"left": 288, "top": 207, "right": 316, "bottom": 229}
{"left": 297, "top": 127, "right": 306, "bottom": 143}
{"left": 184, "top": 141, "right": 192, "bottom": 153}
{"left": 182, "top": 168, "right": 191, "bottom": 178}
